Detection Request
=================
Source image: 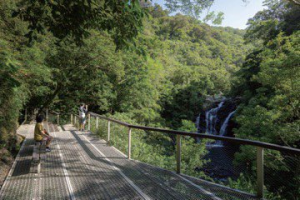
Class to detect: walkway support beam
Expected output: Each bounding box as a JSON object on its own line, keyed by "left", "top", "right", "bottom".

{"left": 176, "top": 134, "right": 181, "bottom": 174}
{"left": 128, "top": 128, "right": 132, "bottom": 159}
{"left": 257, "top": 147, "right": 264, "bottom": 199}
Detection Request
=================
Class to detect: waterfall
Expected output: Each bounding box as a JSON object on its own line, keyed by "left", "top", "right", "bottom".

{"left": 195, "top": 114, "right": 200, "bottom": 132}
{"left": 219, "top": 110, "right": 236, "bottom": 137}
{"left": 214, "top": 110, "right": 236, "bottom": 146}
{"left": 200, "top": 101, "right": 236, "bottom": 148}
{"left": 205, "top": 101, "right": 224, "bottom": 135}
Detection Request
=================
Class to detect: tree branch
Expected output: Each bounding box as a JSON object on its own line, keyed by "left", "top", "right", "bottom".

{"left": 288, "top": 0, "right": 300, "bottom": 6}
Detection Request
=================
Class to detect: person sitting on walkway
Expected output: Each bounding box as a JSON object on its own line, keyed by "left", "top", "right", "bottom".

{"left": 34, "top": 115, "right": 53, "bottom": 152}
{"left": 79, "top": 103, "right": 88, "bottom": 131}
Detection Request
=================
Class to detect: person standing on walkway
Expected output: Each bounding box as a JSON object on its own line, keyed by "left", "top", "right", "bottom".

{"left": 34, "top": 115, "right": 52, "bottom": 152}
{"left": 79, "top": 103, "right": 88, "bottom": 131}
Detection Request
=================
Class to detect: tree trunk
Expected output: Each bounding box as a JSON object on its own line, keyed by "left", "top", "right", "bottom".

{"left": 38, "top": 85, "right": 62, "bottom": 115}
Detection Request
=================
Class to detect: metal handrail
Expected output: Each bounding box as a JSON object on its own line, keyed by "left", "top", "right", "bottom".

{"left": 49, "top": 110, "right": 60, "bottom": 115}
{"left": 89, "top": 112, "right": 300, "bottom": 155}
{"left": 89, "top": 112, "right": 130, "bottom": 127}
{"left": 70, "top": 111, "right": 300, "bottom": 199}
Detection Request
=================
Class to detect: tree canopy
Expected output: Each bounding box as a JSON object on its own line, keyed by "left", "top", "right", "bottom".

{"left": 0, "top": 1, "right": 299, "bottom": 199}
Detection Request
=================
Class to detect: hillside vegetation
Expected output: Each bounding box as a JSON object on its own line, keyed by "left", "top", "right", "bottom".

{"left": 0, "top": 2, "right": 251, "bottom": 144}
{"left": 0, "top": 0, "right": 299, "bottom": 199}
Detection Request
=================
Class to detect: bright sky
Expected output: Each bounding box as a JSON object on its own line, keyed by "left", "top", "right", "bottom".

{"left": 152, "top": 0, "right": 265, "bottom": 29}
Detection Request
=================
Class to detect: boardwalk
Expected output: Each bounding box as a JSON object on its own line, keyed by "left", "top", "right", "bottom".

{"left": 0, "top": 123, "right": 257, "bottom": 200}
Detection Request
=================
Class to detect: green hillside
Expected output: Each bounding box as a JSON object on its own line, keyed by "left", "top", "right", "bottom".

{"left": 0, "top": 1, "right": 299, "bottom": 199}
{"left": 0, "top": 2, "right": 252, "bottom": 139}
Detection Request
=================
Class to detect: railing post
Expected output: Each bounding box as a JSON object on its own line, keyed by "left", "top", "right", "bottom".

{"left": 71, "top": 114, "right": 73, "bottom": 125}
{"left": 128, "top": 128, "right": 132, "bottom": 159}
{"left": 107, "top": 121, "right": 111, "bottom": 143}
{"left": 96, "top": 117, "right": 99, "bottom": 129}
{"left": 88, "top": 113, "right": 91, "bottom": 131}
{"left": 57, "top": 114, "right": 60, "bottom": 125}
{"left": 74, "top": 116, "right": 77, "bottom": 127}
{"left": 25, "top": 109, "right": 27, "bottom": 122}
{"left": 257, "top": 147, "right": 264, "bottom": 199}
{"left": 46, "top": 109, "right": 48, "bottom": 121}
{"left": 176, "top": 134, "right": 181, "bottom": 174}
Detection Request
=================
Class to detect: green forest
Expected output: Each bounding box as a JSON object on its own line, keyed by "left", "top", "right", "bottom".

{"left": 0, "top": 0, "right": 299, "bottom": 199}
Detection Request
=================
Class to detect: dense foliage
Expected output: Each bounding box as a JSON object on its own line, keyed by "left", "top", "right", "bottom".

{"left": 15, "top": 0, "right": 147, "bottom": 48}
{"left": 1, "top": 0, "right": 299, "bottom": 199}
{"left": 230, "top": 1, "right": 300, "bottom": 199}
{"left": 1, "top": 0, "right": 250, "bottom": 135}
{"left": 0, "top": 0, "right": 249, "bottom": 187}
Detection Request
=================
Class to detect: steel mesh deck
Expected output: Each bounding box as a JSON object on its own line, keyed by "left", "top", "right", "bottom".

{"left": 0, "top": 123, "right": 259, "bottom": 200}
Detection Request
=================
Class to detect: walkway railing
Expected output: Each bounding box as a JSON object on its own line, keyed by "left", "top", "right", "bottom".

{"left": 50, "top": 111, "right": 299, "bottom": 199}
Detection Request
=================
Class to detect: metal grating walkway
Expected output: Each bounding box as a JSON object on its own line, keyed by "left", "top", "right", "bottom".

{"left": 0, "top": 123, "right": 258, "bottom": 200}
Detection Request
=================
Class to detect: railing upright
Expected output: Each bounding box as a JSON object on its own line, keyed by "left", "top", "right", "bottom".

{"left": 257, "top": 147, "right": 264, "bottom": 198}
{"left": 176, "top": 134, "right": 181, "bottom": 174}
{"left": 57, "top": 114, "right": 60, "bottom": 125}
{"left": 128, "top": 128, "right": 132, "bottom": 159}
{"left": 25, "top": 109, "right": 27, "bottom": 122}
{"left": 96, "top": 117, "right": 99, "bottom": 129}
{"left": 71, "top": 114, "right": 73, "bottom": 125}
{"left": 46, "top": 109, "right": 49, "bottom": 121}
{"left": 107, "top": 121, "right": 111, "bottom": 143}
{"left": 88, "top": 113, "right": 91, "bottom": 130}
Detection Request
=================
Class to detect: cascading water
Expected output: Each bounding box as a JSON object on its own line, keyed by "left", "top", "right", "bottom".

{"left": 215, "top": 110, "right": 236, "bottom": 146}
{"left": 195, "top": 114, "right": 200, "bottom": 132}
{"left": 205, "top": 102, "right": 224, "bottom": 135}
{"left": 196, "top": 101, "right": 236, "bottom": 147}
{"left": 196, "top": 100, "right": 240, "bottom": 181}
{"left": 219, "top": 110, "right": 236, "bottom": 137}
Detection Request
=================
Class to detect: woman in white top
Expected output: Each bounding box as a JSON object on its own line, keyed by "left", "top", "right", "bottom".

{"left": 79, "top": 103, "right": 88, "bottom": 131}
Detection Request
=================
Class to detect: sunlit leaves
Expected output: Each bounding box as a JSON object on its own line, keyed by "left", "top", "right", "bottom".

{"left": 15, "top": 0, "right": 147, "bottom": 48}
